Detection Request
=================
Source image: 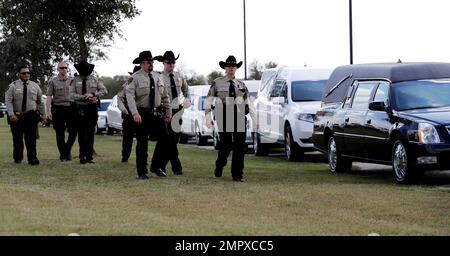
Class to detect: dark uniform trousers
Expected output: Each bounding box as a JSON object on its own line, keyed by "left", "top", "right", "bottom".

{"left": 135, "top": 107, "right": 168, "bottom": 176}
{"left": 52, "top": 105, "right": 77, "bottom": 159}
{"left": 76, "top": 104, "right": 98, "bottom": 161}
{"left": 9, "top": 111, "right": 39, "bottom": 163}
{"left": 215, "top": 103, "right": 247, "bottom": 179}
{"left": 121, "top": 112, "right": 135, "bottom": 161}
{"left": 160, "top": 107, "right": 183, "bottom": 173}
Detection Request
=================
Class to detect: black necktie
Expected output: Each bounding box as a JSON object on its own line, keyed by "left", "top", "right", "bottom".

{"left": 82, "top": 78, "right": 87, "bottom": 94}
{"left": 169, "top": 74, "right": 178, "bottom": 100}
{"left": 149, "top": 73, "right": 155, "bottom": 113}
{"left": 22, "top": 81, "right": 28, "bottom": 112}
{"left": 229, "top": 80, "right": 236, "bottom": 98}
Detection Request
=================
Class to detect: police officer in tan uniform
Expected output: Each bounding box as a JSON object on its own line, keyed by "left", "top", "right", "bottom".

{"left": 71, "top": 60, "right": 108, "bottom": 164}
{"left": 117, "top": 65, "right": 140, "bottom": 163}
{"left": 5, "top": 65, "right": 45, "bottom": 165}
{"left": 46, "top": 61, "right": 77, "bottom": 161}
{"left": 126, "top": 51, "right": 171, "bottom": 180}
{"left": 154, "top": 51, "right": 190, "bottom": 175}
{"left": 205, "top": 56, "right": 256, "bottom": 182}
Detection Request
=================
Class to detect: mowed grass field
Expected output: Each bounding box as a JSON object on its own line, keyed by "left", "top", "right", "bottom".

{"left": 0, "top": 117, "right": 449, "bottom": 236}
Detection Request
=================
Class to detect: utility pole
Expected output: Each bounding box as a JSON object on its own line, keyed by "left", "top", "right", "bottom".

{"left": 349, "top": 0, "right": 353, "bottom": 64}
{"left": 243, "top": 0, "right": 248, "bottom": 79}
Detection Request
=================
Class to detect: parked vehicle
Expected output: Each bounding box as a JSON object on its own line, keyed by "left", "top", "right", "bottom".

{"left": 211, "top": 80, "right": 260, "bottom": 151}
{"left": 0, "top": 102, "right": 7, "bottom": 118}
{"left": 180, "top": 85, "right": 213, "bottom": 145}
{"left": 253, "top": 67, "right": 332, "bottom": 161}
{"left": 96, "top": 99, "right": 112, "bottom": 134}
{"left": 313, "top": 62, "right": 450, "bottom": 184}
{"left": 106, "top": 95, "right": 123, "bottom": 134}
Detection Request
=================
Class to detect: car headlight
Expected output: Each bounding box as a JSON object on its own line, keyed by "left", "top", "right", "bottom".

{"left": 418, "top": 123, "right": 441, "bottom": 144}
{"left": 297, "top": 113, "right": 315, "bottom": 123}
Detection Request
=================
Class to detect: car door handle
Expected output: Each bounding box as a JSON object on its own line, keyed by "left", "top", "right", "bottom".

{"left": 366, "top": 119, "right": 372, "bottom": 124}
{"left": 345, "top": 117, "right": 350, "bottom": 123}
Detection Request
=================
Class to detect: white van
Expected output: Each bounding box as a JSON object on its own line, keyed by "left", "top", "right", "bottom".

{"left": 253, "top": 67, "right": 332, "bottom": 161}
{"left": 180, "top": 85, "right": 213, "bottom": 145}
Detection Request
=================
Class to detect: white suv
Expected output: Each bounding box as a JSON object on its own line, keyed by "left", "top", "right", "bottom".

{"left": 253, "top": 67, "right": 332, "bottom": 161}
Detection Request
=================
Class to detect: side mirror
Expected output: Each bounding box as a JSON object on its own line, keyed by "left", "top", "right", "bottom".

{"left": 272, "top": 97, "right": 285, "bottom": 105}
{"left": 369, "top": 101, "right": 388, "bottom": 112}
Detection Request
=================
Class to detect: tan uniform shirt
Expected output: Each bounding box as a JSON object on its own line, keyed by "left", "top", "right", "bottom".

{"left": 70, "top": 75, "right": 108, "bottom": 105}
{"left": 5, "top": 80, "right": 45, "bottom": 116}
{"left": 125, "top": 69, "right": 171, "bottom": 116}
{"left": 160, "top": 70, "right": 189, "bottom": 109}
{"left": 46, "top": 76, "right": 73, "bottom": 106}
{"left": 205, "top": 76, "right": 256, "bottom": 126}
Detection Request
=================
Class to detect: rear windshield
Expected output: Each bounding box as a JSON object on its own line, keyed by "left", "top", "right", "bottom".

{"left": 291, "top": 80, "right": 327, "bottom": 102}
{"left": 392, "top": 79, "right": 450, "bottom": 111}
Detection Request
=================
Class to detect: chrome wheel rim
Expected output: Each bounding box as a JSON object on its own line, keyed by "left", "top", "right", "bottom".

{"left": 328, "top": 138, "right": 337, "bottom": 172}
{"left": 393, "top": 142, "right": 407, "bottom": 180}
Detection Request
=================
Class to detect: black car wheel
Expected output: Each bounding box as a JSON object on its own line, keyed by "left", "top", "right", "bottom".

{"left": 392, "top": 140, "right": 422, "bottom": 184}
{"left": 195, "top": 123, "right": 207, "bottom": 146}
{"left": 328, "top": 136, "right": 351, "bottom": 173}
{"left": 253, "top": 132, "right": 268, "bottom": 156}
{"left": 285, "top": 125, "right": 304, "bottom": 161}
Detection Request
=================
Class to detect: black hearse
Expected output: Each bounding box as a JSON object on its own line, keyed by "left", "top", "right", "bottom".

{"left": 313, "top": 62, "right": 450, "bottom": 184}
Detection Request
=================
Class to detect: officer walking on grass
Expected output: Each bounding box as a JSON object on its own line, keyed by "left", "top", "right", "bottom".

{"left": 205, "top": 56, "right": 257, "bottom": 182}
{"left": 154, "top": 51, "right": 191, "bottom": 175}
{"left": 126, "top": 51, "right": 171, "bottom": 180}
{"left": 117, "top": 65, "right": 140, "bottom": 163}
{"left": 46, "top": 61, "right": 78, "bottom": 162}
{"left": 71, "top": 60, "right": 108, "bottom": 164}
{"left": 5, "top": 65, "right": 45, "bottom": 165}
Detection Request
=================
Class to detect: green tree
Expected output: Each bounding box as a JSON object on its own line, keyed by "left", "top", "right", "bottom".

{"left": 265, "top": 61, "right": 278, "bottom": 69}
{"left": 248, "top": 60, "right": 263, "bottom": 80}
{"left": 0, "top": 0, "right": 140, "bottom": 98}
{"left": 100, "top": 75, "right": 128, "bottom": 99}
{"left": 186, "top": 74, "right": 206, "bottom": 85}
{"left": 207, "top": 71, "right": 223, "bottom": 85}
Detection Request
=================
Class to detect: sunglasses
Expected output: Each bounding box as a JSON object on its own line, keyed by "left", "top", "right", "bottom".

{"left": 59, "top": 67, "right": 68, "bottom": 70}
{"left": 20, "top": 72, "right": 31, "bottom": 75}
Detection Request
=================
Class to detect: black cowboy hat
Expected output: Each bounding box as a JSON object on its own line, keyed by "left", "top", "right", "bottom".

{"left": 219, "top": 55, "right": 243, "bottom": 69}
{"left": 154, "top": 50, "right": 180, "bottom": 63}
{"left": 132, "top": 51, "right": 154, "bottom": 64}
{"left": 74, "top": 60, "right": 95, "bottom": 76}
{"left": 128, "top": 66, "right": 141, "bottom": 75}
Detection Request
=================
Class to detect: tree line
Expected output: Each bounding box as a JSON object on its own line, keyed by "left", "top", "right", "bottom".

{"left": 0, "top": 0, "right": 277, "bottom": 101}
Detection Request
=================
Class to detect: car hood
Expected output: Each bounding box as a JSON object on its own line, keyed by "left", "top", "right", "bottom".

{"left": 398, "top": 106, "right": 450, "bottom": 125}
{"left": 289, "top": 101, "right": 322, "bottom": 114}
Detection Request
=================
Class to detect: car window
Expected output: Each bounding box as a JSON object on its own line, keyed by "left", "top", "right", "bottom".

{"left": 200, "top": 96, "right": 206, "bottom": 111}
{"left": 270, "top": 80, "right": 285, "bottom": 98}
{"left": 100, "top": 102, "right": 110, "bottom": 111}
{"left": 344, "top": 82, "right": 358, "bottom": 107}
{"left": 373, "top": 82, "right": 390, "bottom": 106}
{"left": 392, "top": 79, "right": 450, "bottom": 110}
{"left": 291, "top": 80, "right": 327, "bottom": 102}
{"left": 351, "top": 82, "right": 377, "bottom": 110}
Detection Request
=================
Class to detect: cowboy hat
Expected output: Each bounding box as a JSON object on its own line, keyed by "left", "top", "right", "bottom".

{"left": 74, "top": 60, "right": 95, "bottom": 76}
{"left": 219, "top": 55, "right": 243, "bottom": 69}
{"left": 132, "top": 51, "right": 154, "bottom": 64}
{"left": 154, "top": 51, "right": 180, "bottom": 63}
{"left": 128, "top": 66, "right": 141, "bottom": 75}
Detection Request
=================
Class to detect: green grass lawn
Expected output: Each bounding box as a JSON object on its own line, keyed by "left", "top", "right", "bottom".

{"left": 0, "top": 117, "right": 449, "bottom": 235}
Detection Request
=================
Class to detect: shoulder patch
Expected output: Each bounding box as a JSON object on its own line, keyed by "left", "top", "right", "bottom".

{"left": 127, "top": 76, "right": 134, "bottom": 84}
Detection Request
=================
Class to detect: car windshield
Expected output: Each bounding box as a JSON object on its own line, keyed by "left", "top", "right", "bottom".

{"left": 392, "top": 79, "right": 450, "bottom": 111}
{"left": 291, "top": 80, "right": 327, "bottom": 102}
{"left": 99, "top": 102, "right": 110, "bottom": 111}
